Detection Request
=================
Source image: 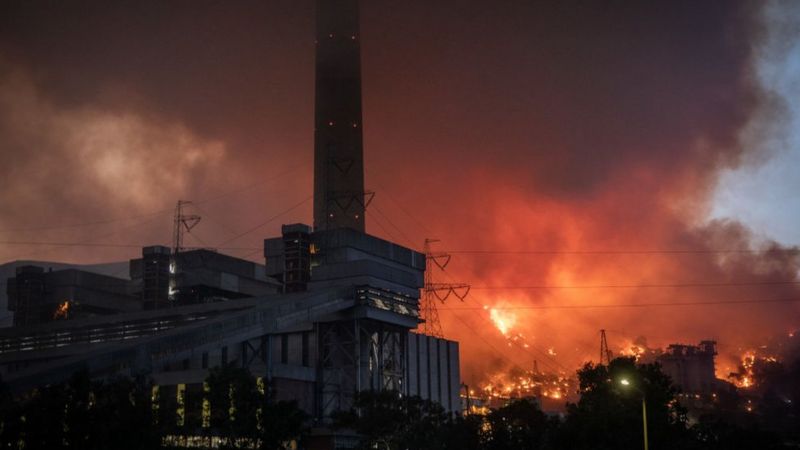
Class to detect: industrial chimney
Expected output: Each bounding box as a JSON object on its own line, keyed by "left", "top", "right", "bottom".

{"left": 313, "top": 0, "right": 367, "bottom": 233}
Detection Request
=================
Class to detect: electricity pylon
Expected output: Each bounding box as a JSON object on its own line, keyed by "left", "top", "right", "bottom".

{"left": 419, "top": 238, "right": 470, "bottom": 337}
{"left": 169, "top": 200, "right": 201, "bottom": 301}
{"left": 600, "top": 329, "right": 613, "bottom": 365}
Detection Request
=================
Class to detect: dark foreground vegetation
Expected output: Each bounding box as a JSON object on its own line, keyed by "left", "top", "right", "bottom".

{"left": 0, "top": 367, "right": 307, "bottom": 450}
{"left": 336, "top": 357, "right": 798, "bottom": 450}
{"left": 1, "top": 357, "right": 797, "bottom": 449}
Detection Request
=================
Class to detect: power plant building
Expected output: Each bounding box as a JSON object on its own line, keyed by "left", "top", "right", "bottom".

{"left": 0, "top": 1, "right": 461, "bottom": 447}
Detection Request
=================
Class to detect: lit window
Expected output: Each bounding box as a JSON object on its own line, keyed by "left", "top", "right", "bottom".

{"left": 229, "top": 385, "right": 236, "bottom": 421}
{"left": 176, "top": 384, "right": 186, "bottom": 427}
{"left": 151, "top": 386, "right": 160, "bottom": 425}
{"left": 256, "top": 377, "right": 265, "bottom": 431}
{"left": 202, "top": 382, "right": 211, "bottom": 428}
{"left": 257, "top": 377, "right": 265, "bottom": 395}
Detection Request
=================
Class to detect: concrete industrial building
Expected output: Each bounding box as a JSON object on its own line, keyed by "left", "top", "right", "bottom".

{"left": 130, "top": 245, "right": 282, "bottom": 308}
{"left": 0, "top": 1, "right": 461, "bottom": 447}
{"left": 6, "top": 265, "right": 138, "bottom": 326}
{"left": 657, "top": 340, "right": 718, "bottom": 394}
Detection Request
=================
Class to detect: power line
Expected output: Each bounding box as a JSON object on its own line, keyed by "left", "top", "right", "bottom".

{"left": 6, "top": 248, "right": 795, "bottom": 291}
{"left": 0, "top": 241, "right": 158, "bottom": 249}
{"left": 192, "top": 162, "right": 306, "bottom": 206}
{"left": 456, "top": 289, "right": 571, "bottom": 372}
{"left": 0, "top": 209, "right": 173, "bottom": 235}
{"left": 0, "top": 162, "right": 307, "bottom": 236}
{"left": 215, "top": 195, "right": 312, "bottom": 247}
{"left": 366, "top": 209, "right": 402, "bottom": 245}
{"left": 0, "top": 241, "right": 262, "bottom": 252}
{"left": 446, "top": 249, "right": 797, "bottom": 256}
{"left": 439, "top": 297, "right": 800, "bottom": 311}
{"left": 369, "top": 180, "right": 432, "bottom": 235}
{"left": 470, "top": 280, "right": 800, "bottom": 290}
{"left": 428, "top": 270, "right": 568, "bottom": 372}
{"left": 189, "top": 203, "right": 241, "bottom": 239}
{"left": 369, "top": 204, "right": 417, "bottom": 250}
{"left": 446, "top": 311, "right": 540, "bottom": 373}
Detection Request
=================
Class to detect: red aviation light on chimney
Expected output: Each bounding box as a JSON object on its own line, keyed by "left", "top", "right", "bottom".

{"left": 313, "top": 0, "right": 367, "bottom": 232}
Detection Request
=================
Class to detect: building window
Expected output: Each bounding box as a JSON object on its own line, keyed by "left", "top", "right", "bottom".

{"left": 202, "top": 352, "right": 209, "bottom": 369}
{"left": 221, "top": 346, "right": 228, "bottom": 366}
{"left": 176, "top": 384, "right": 186, "bottom": 427}
{"left": 202, "top": 382, "right": 211, "bottom": 428}
{"left": 302, "top": 332, "right": 310, "bottom": 367}
{"left": 151, "top": 385, "right": 160, "bottom": 425}
{"left": 256, "top": 377, "right": 265, "bottom": 431}
{"left": 281, "top": 334, "right": 289, "bottom": 364}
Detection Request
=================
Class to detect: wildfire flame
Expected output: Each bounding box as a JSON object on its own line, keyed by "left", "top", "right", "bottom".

{"left": 488, "top": 307, "right": 516, "bottom": 337}
{"left": 478, "top": 370, "right": 574, "bottom": 403}
{"left": 619, "top": 340, "right": 647, "bottom": 361}
{"left": 729, "top": 349, "right": 780, "bottom": 389}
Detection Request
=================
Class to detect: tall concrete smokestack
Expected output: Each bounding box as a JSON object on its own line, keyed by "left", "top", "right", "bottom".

{"left": 313, "top": 0, "right": 366, "bottom": 232}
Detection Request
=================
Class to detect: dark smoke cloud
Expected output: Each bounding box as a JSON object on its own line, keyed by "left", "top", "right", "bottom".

{"left": 0, "top": 1, "right": 797, "bottom": 382}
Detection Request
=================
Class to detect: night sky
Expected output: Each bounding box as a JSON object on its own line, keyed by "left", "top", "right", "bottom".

{"left": 1, "top": 0, "right": 798, "bottom": 383}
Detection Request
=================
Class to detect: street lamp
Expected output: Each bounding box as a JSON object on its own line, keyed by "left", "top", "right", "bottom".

{"left": 619, "top": 378, "right": 648, "bottom": 450}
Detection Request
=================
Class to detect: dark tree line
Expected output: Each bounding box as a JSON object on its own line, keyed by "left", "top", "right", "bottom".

{"left": 0, "top": 367, "right": 306, "bottom": 450}
{"left": 0, "top": 372, "right": 160, "bottom": 450}
{"left": 1, "top": 357, "right": 796, "bottom": 449}
{"left": 334, "top": 357, "right": 794, "bottom": 450}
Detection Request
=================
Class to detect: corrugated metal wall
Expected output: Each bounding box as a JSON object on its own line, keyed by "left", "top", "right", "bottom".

{"left": 406, "top": 332, "right": 461, "bottom": 413}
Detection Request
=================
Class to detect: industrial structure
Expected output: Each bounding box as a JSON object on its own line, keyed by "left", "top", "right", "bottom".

{"left": 313, "top": 0, "right": 368, "bottom": 233}
{"left": 657, "top": 340, "right": 719, "bottom": 395}
{"left": 6, "top": 265, "right": 137, "bottom": 326}
{"left": 0, "top": 1, "right": 461, "bottom": 447}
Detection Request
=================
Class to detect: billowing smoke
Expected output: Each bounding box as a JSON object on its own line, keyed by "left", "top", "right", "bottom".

{"left": 0, "top": 1, "right": 798, "bottom": 383}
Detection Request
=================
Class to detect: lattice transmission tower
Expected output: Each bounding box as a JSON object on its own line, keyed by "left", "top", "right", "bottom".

{"left": 169, "top": 200, "right": 201, "bottom": 301}
{"left": 599, "top": 329, "right": 613, "bottom": 365}
{"left": 419, "top": 238, "right": 470, "bottom": 338}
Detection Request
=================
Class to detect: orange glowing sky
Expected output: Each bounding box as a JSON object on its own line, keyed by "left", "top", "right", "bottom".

{"left": 1, "top": 0, "right": 799, "bottom": 384}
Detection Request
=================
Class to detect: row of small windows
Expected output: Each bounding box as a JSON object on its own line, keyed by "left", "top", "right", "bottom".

{"left": 152, "top": 378, "right": 266, "bottom": 430}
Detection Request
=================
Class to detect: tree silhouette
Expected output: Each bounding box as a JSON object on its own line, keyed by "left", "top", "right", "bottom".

{"left": 333, "top": 390, "right": 452, "bottom": 450}
{"left": 483, "top": 398, "right": 558, "bottom": 450}
{"left": 203, "top": 366, "right": 307, "bottom": 450}
{"left": 557, "top": 357, "right": 694, "bottom": 450}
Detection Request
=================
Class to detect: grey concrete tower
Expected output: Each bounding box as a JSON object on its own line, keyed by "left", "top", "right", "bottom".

{"left": 313, "top": 0, "right": 366, "bottom": 232}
